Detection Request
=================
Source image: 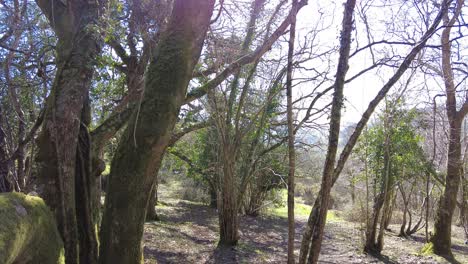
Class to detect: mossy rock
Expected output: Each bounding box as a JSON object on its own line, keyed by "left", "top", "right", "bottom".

{"left": 0, "top": 192, "right": 64, "bottom": 264}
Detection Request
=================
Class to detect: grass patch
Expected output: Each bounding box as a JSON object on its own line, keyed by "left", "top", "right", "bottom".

{"left": 420, "top": 242, "right": 434, "bottom": 255}
{"left": 326, "top": 210, "right": 342, "bottom": 222}
{"left": 265, "top": 190, "right": 342, "bottom": 223}
{"left": 266, "top": 200, "right": 312, "bottom": 218}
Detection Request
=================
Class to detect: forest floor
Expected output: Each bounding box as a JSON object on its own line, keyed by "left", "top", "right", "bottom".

{"left": 143, "top": 184, "right": 468, "bottom": 264}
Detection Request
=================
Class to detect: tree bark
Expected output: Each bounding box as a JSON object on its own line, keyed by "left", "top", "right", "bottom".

{"left": 286, "top": 0, "right": 298, "bottom": 262}
{"left": 34, "top": 0, "right": 102, "bottom": 263}
{"left": 305, "top": 1, "right": 355, "bottom": 263}
{"left": 431, "top": 0, "right": 465, "bottom": 257}
{"left": 75, "top": 97, "right": 99, "bottom": 264}
{"left": 99, "top": 1, "right": 214, "bottom": 263}
{"left": 146, "top": 179, "right": 159, "bottom": 221}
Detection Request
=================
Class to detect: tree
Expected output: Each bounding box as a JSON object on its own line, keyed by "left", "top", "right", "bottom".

{"left": 300, "top": 1, "right": 356, "bottom": 263}
{"left": 34, "top": 0, "right": 104, "bottom": 263}
{"left": 362, "top": 101, "right": 427, "bottom": 253}
{"left": 99, "top": 1, "right": 215, "bottom": 262}
{"left": 430, "top": 0, "right": 467, "bottom": 258}
{"left": 298, "top": 1, "right": 450, "bottom": 262}
{"left": 286, "top": 0, "right": 298, "bottom": 262}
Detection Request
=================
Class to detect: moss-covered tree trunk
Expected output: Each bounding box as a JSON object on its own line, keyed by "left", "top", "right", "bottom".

{"left": 99, "top": 1, "right": 214, "bottom": 263}
{"left": 34, "top": 1, "right": 102, "bottom": 263}
{"left": 431, "top": 0, "right": 466, "bottom": 257}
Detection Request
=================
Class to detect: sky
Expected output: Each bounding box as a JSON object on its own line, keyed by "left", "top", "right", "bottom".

{"left": 291, "top": 0, "right": 467, "bottom": 129}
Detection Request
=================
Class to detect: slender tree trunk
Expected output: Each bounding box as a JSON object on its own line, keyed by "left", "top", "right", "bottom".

{"left": 431, "top": 0, "right": 465, "bottom": 258}
{"left": 286, "top": 0, "right": 298, "bottom": 262}
{"left": 99, "top": 1, "right": 214, "bottom": 263}
{"left": 298, "top": 2, "right": 449, "bottom": 262}
{"left": 0, "top": 106, "right": 12, "bottom": 192}
{"left": 365, "top": 192, "right": 385, "bottom": 253}
{"left": 3, "top": 0, "right": 27, "bottom": 191}
{"left": 304, "top": 2, "right": 355, "bottom": 263}
{"left": 75, "top": 97, "right": 99, "bottom": 264}
{"left": 146, "top": 179, "right": 159, "bottom": 221}
{"left": 399, "top": 183, "right": 408, "bottom": 237}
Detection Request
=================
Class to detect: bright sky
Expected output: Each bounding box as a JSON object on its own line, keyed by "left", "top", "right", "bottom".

{"left": 292, "top": 0, "right": 467, "bottom": 129}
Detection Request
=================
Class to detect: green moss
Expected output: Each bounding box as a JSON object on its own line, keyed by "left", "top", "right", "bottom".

{"left": 0, "top": 192, "right": 64, "bottom": 264}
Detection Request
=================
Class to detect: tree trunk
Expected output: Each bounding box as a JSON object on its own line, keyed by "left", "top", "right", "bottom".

{"left": 431, "top": 0, "right": 465, "bottom": 258}
{"left": 303, "top": 1, "right": 355, "bottom": 263}
{"left": 0, "top": 106, "right": 12, "bottom": 192}
{"left": 399, "top": 183, "right": 408, "bottom": 237}
{"left": 34, "top": 1, "right": 102, "bottom": 263}
{"left": 75, "top": 97, "right": 99, "bottom": 264}
{"left": 298, "top": 2, "right": 449, "bottom": 262}
{"left": 364, "top": 192, "right": 385, "bottom": 253}
{"left": 286, "top": 0, "right": 298, "bottom": 262}
{"left": 218, "top": 143, "right": 239, "bottom": 246}
{"left": 146, "top": 181, "right": 159, "bottom": 221}
{"left": 99, "top": 1, "right": 214, "bottom": 263}
{"left": 384, "top": 191, "right": 396, "bottom": 230}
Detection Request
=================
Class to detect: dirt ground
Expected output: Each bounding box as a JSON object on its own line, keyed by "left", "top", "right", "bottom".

{"left": 142, "top": 198, "right": 468, "bottom": 264}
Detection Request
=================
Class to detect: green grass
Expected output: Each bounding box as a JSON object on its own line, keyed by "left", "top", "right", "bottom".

{"left": 267, "top": 201, "right": 312, "bottom": 218}
{"left": 265, "top": 190, "right": 342, "bottom": 222}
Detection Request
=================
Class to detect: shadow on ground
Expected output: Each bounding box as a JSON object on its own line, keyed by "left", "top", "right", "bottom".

{"left": 143, "top": 200, "right": 468, "bottom": 264}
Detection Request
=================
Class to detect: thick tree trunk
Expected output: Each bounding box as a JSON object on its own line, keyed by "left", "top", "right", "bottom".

{"left": 34, "top": 0, "right": 102, "bottom": 262}
{"left": 432, "top": 117, "right": 463, "bottom": 257}
{"left": 431, "top": 0, "right": 465, "bottom": 258}
{"left": 218, "top": 143, "right": 239, "bottom": 246}
{"left": 99, "top": 1, "right": 214, "bottom": 263}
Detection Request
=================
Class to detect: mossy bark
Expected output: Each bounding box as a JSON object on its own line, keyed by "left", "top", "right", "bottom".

{"left": 99, "top": 1, "right": 214, "bottom": 263}
{"left": 34, "top": 1, "right": 102, "bottom": 263}
{"left": 0, "top": 192, "right": 64, "bottom": 264}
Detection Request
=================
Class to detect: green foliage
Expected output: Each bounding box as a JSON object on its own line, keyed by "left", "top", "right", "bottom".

{"left": 354, "top": 99, "right": 430, "bottom": 188}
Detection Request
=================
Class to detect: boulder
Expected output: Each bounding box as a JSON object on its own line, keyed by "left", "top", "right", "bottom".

{"left": 0, "top": 192, "right": 64, "bottom": 264}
